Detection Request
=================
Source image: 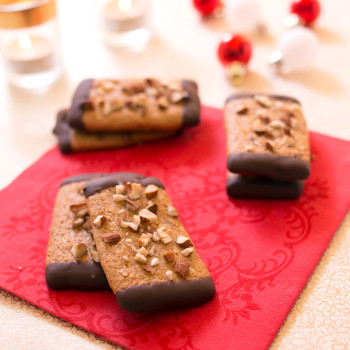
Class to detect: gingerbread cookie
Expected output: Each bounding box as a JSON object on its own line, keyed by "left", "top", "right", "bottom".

{"left": 225, "top": 94, "right": 310, "bottom": 181}
{"left": 67, "top": 78, "right": 200, "bottom": 132}
{"left": 45, "top": 174, "right": 109, "bottom": 290}
{"left": 84, "top": 173, "right": 216, "bottom": 312}
{"left": 54, "top": 110, "right": 177, "bottom": 154}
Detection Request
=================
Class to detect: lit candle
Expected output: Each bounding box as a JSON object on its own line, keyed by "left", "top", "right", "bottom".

{"left": 6, "top": 33, "right": 54, "bottom": 74}
{"left": 103, "top": 0, "right": 147, "bottom": 32}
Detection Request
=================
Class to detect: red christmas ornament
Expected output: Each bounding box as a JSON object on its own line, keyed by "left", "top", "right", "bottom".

{"left": 192, "top": 0, "right": 221, "bottom": 15}
{"left": 217, "top": 33, "right": 252, "bottom": 66}
{"left": 217, "top": 33, "right": 252, "bottom": 86}
{"left": 290, "top": 0, "right": 321, "bottom": 25}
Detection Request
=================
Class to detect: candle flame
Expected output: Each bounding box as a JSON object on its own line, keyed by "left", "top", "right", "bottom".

{"left": 119, "top": 0, "right": 132, "bottom": 12}
{"left": 18, "top": 34, "right": 32, "bottom": 50}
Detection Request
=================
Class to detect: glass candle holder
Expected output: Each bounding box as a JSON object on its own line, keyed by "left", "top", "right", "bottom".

{"left": 0, "top": 0, "right": 63, "bottom": 89}
{"left": 99, "top": 0, "right": 152, "bottom": 49}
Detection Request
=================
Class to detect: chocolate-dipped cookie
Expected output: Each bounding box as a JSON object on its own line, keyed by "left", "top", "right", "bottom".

{"left": 54, "top": 110, "right": 178, "bottom": 154}
{"left": 84, "top": 173, "right": 216, "bottom": 312}
{"left": 67, "top": 78, "right": 200, "bottom": 132}
{"left": 225, "top": 94, "right": 311, "bottom": 181}
{"left": 45, "top": 174, "right": 110, "bottom": 290}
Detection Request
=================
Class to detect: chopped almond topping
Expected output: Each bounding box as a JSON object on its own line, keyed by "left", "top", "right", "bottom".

{"left": 145, "top": 184, "right": 159, "bottom": 199}
{"left": 113, "top": 194, "right": 125, "bottom": 202}
{"left": 72, "top": 217, "right": 84, "bottom": 229}
{"left": 70, "top": 243, "right": 87, "bottom": 260}
{"left": 176, "top": 236, "right": 193, "bottom": 248}
{"left": 93, "top": 215, "right": 106, "bottom": 228}
{"left": 135, "top": 253, "right": 147, "bottom": 264}
{"left": 102, "top": 232, "right": 121, "bottom": 244}
{"left": 124, "top": 198, "right": 140, "bottom": 212}
{"left": 70, "top": 203, "right": 87, "bottom": 213}
{"left": 116, "top": 184, "right": 125, "bottom": 194}
{"left": 139, "top": 208, "right": 158, "bottom": 223}
{"left": 138, "top": 233, "right": 151, "bottom": 247}
{"left": 143, "top": 265, "right": 153, "bottom": 273}
{"left": 150, "top": 258, "right": 159, "bottom": 267}
{"left": 146, "top": 203, "right": 158, "bottom": 214}
{"left": 167, "top": 205, "right": 179, "bottom": 217}
{"left": 165, "top": 270, "right": 173, "bottom": 280}
{"left": 181, "top": 247, "right": 194, "bottom": 257}
{"left": 120, "top": 220, "right": 139, "bottom": 232}
{"left": 164, "top": 252, "right": 175, "bottom": 262}
{"left": 138, "top": 247, "right": 148, "bottom": 256}
{"left": 90, "top": 249, "right": 100, "bottom": 262}
{"left": 128, "top": 183, "right": 142, "bottom": 200}
{"left": 174, "top": 259, "right": 190, "bottom": 279}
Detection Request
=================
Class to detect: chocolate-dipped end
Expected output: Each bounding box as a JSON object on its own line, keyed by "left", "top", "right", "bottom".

{"left": 227, "top": 152, "right": 310, "bottom": 181}
{"left": 53, "top": 110, "right": 72, "bottom": 154}
{"left": 67, "top": 79, "right": 94, "bottom": 130}
{"left": 116, "top": 276, "right": 216, "bottom": 312}
{"left": 45, "top": 262, "right": 110, "bottom": 290}
{"left": 225, "top": 93, "right": 301, "bottom": 106}
{"left": 84, "top": 173, "right": 165, "bottom": 198}
{"left": 181, "top": 80, "right": 201, "bottom": 127}
{"left": 226, "top": 173, "right": 304, "bottom": 200}
{"left": 60, "top": 173, "right": 107, "bottom": 187}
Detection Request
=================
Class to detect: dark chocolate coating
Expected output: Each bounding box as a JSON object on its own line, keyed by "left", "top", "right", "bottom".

{"left": 45, "top": 262, "right": 110, "bottom": 290}
{"left": 67, "top": 79, "right": 94, "bottom": 130}
{"left": 181, "top": 80, "right": 201, "bottom": 127}
{"left": 84, "top": 173, "right": 165, "bottom": 197}
{"left": 227, "top": 152, "right": 310, "bottom": 181}
{"left": 226, "top": 173, "right": 304, "bottom": 200}
{"left": 225, "top": 93, "right": 301, "bottom": 105}
{"left": 116, "top": 277, "right": 216, "bottom": 312}
{"left": 60, "top": 173, "right": 107, "bottom": 187}
{"left": 53, "top": 109, "right": 72, "bottom": 154}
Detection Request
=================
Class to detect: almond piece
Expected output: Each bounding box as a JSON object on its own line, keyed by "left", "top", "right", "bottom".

{"left": 152, "top": 231, "right": 160, "bottom": 242}
{"left": 90, "top": 249, "right": 100, "bottom": 262}
{"left": 167, "top": 205, "right": 179, "bottom": 217}
{"left": 150, "top": 258, "right": 159, "bottom": 267}
{"left": 72, "top": 218, "right": 84, "bottom": 229}
{"left": 128, "top": 183, "right": 142, "bottom": 200}
{"left": 170, "top": 90, "right": 189, "bottom": 103}
{"left": 164, "top": 252, "right": 175, "bottom": 262}
{"left": 116, "top": 184, "right": 125, "bottom": 194}
{"left": 102, "top": 232, "right": 121, "bottom": 244}
{"left": 93, "top": 215, "right": 106, "bottom": 228}
{"left": 176, "top": 236, "right": 193, "bottom": 248}
{"left": 161, "top": 236, "right": 173, "bottom": 245}
{"left": 254, "top": 95, "right": 272, "bottom": 108}
{"left": 138, "top": 234, "right": 151, "bottom": 247}
{"left": 133, "top": 215, "right": 141, "bottom": 226}
{"left": 174, "top": 259, "right": 190, "bottom": 279}
{"left": 265, "top": 141, "right": 274, "bottom": 153}
{"left": 70, "top": 203, "right": 88, "bottom": 213}
{"left": 120, "top": 220, "right": 139, "bottom": 232}
{"left": 138, "top": 247, "right": 148, "bottom": 256}
{"left": 135, "top": 253, "right": 147, "bottom": 264}
{"left": 139, "top": 208, "right": 158, "bottom": 223}
{"left": 70, "top": 243, "right": 87, "bottom": 260}
{"left": 181, "top": 247, "right": 194, "bottom": 257}
{"left": 124, "top": 198, "right": 140, "bottom": 212}
{"left": 157, "top": 96, "right": 169, "bottom": 109}
{"left": 143, "top": 265, "right": 153, "bottom": 273}
{"left": 113, "top": 194, "right": 125, "bottom": 202}
{"left": 146, "top": 203, "right": 158, "bottom": 214}
{"left": 82, "top": 218, "right": 92, "bottom": 231}
{"left": 165, "top": 270, "right": 173, "bottom": 280}
{"left": 269, "top": 120, "right": 285, "bottom": 129}
{"left": 149, "top": 246, "right": 156, "bottom": 256}
{"left": 235, "top": 105, "right": 248, "bottom": 115}
{"left": 145, "top": 184, "right": 159, "bottom": 199}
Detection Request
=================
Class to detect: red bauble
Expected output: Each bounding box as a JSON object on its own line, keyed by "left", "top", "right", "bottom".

{"left": 217, "top": 33, "right": 252, "bottom": 66}
{"left": 192, "top": 0, "right": 221, "bottom": 15}
{"left": 290, "top": 0, "right": 321, "bottom": 25}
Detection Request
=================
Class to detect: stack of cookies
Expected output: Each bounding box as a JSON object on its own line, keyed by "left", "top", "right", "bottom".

{"left": 54, "top": 78, "right": 201, "bottom": 153}
{"left": 46, "top": 173, "right": 216, "bottom": 312}
{"left": 224, "top": 94, "right": 311, "bottom": 199}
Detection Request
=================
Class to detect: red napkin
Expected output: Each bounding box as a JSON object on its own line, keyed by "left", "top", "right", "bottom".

{"left": 0, "top": 106, "right": 349, "bottom": 350}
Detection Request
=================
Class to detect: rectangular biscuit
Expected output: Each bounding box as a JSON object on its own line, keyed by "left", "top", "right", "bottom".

{"left": 84, "top": 173, "right": 216, "bottom": 312}
{"left": 45, "top": 174, "right": 110, "bottom": 290}
{"left": 224, "top": 94, "right": 311, "bottom": 181}
{"left": 67, "top": 78, "right": 200, "bottom": 132}
{"left": 54, "top": 110, "right": 178, "bottom": 154}
{"left": 226, "top": 172, "right": 304, "bottom": 200}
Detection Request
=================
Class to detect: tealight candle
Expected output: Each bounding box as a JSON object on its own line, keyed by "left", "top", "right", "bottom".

{"left": 6, "top": 34, "right": 54, "bottom": 74}
{"left": 100, "top": 0, "right": 151, "bottom": 48}
{"left": 0, "top": 0, "right": 62, "bottom": 88}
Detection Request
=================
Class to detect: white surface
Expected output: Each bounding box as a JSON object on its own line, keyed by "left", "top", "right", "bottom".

{"left": 0, "top": 0, "right": 350, "bottom": 349}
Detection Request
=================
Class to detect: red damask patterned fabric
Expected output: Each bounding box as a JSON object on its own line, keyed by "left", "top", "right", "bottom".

{"left": 0, "top": 106, "right": 349, "bottom": 350}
